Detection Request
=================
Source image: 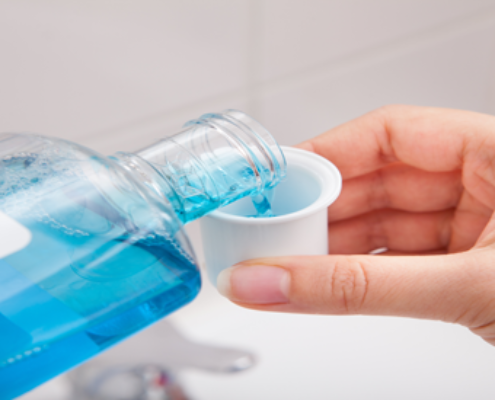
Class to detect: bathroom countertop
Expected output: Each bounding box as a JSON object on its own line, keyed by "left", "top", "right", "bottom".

{"left": 20, "top": 267, "right": 495, "bottom": 400}
{"left": 169, "top": 275, "right": 495, "bottom": 400}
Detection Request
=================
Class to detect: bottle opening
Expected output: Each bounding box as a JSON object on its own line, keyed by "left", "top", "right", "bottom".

{"left": 135, "top": 110, "right": 287, "bottom": 223}
{"left": 219, "top": 162, "right": 321, "bottom": 218}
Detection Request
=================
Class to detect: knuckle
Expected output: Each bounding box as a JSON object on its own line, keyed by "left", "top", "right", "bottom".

{"left": 325, "top": 257, "right": 370, "bottom": 314}
{"left": 470, "top": 319, "right": 495, "bottom": 345}
{"left": 369, "top": 169, "right": 390, "bottom": 210}
{"left": 369, "top": 106, "right": 398, "bottom": 164}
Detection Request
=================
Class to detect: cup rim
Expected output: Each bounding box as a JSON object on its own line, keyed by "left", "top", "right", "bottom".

{"left": 205, "top": 146, "right": 342, "bottom": 225}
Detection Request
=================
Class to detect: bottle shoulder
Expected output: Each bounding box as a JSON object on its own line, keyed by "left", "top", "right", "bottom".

{"left": 0, "top": 133, "right": 196, "bottom": 264}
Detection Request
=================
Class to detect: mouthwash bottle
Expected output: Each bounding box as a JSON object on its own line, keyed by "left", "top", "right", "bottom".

{"left": 0, "top": 110, "right": 286, "bottom": 399}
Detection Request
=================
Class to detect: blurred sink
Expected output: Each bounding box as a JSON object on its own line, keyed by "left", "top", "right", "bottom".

{"left": 19, "top": 224, "right": 495, "bottom": 400}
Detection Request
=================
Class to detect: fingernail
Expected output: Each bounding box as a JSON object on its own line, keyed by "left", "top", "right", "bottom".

{"left": 217, "top": 265, "right": 290, "bottom": 304}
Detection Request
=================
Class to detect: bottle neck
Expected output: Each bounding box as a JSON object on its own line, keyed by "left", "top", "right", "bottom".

{"left": 113, "top": 110, "right": 286, "bottom": 224}
{"left": 110, "top": 151, "right": 186, "bottom": 222}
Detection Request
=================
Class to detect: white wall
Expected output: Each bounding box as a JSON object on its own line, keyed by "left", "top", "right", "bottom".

{"left": 4, "top": 0, "right": 495, "bottom": 256}
{"left": 1, "top": 0, "right": 495, "bottom": 153}
{"left": 6, "top": 1, "right": 495, "bottom": 399}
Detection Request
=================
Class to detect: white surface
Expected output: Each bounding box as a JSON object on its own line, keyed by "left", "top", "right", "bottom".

{"left": 0, "top": 211, "right": 31, "bottom": 258}
{"left": 17, "top": 376, "right": 70, "bottom": 400}
{"left": 0, "top": 0, "right": 250, "bottom": 139}
{"left": 258, "top": 0, "right": 495, "bottom": 82}
{"left": 1, "top": 1, "right": 494, "bottom": 152}
{"left": 171, "top": 277, "right": 495, "bottom": 400}
{"left": 19, "top": 277, "right": 495, "bottom": 400}
{"left": 257, "top": 17, "right": 495, "bottom": 145}
{"left": 200, "top": 147, "right": 342, "bottom": 285}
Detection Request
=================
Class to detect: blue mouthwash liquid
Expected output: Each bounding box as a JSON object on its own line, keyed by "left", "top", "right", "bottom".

{"left": 250, "top": 190, "right": 274, "bottom": 217}
{"left": 0, "top": 153, "right": 200, "bottom": 399}
{"left": 152, "top": 149, "right": 277, "bottom": 221}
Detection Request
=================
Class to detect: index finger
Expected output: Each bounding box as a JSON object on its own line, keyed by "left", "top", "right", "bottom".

{"left": 298, "top": 105, "right": 495, "bottom": 180}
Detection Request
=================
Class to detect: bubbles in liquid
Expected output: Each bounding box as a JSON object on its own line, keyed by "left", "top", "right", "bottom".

{"left": 0, "top": 345, "right": 48, "bottom": 369}
{"left": 250, "top": 189, "right": 274, "bottom": 218}
{"left": 0, "top": 149, "right": 91, "bottom": 237}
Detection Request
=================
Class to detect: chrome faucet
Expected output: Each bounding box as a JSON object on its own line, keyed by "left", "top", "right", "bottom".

{"left": 68, "top": 320, "right": 256, "bottom": 400}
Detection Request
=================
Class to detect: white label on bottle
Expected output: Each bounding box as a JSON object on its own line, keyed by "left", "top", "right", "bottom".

{"left": 0, "top": 211, "right": 32, "bottom": 258}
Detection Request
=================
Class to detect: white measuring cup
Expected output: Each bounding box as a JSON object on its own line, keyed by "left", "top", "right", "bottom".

{"left": 200, "top": 147, "right": 342, "bottom": 286}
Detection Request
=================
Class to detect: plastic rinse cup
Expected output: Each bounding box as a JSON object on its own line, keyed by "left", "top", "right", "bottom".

{"left": 200, "top": 147, "right": 342, "bottom": 286}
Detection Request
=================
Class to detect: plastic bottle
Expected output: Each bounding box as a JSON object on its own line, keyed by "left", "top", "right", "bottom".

{"left": 0, "top": 110, "right": 286, "bottom": 399}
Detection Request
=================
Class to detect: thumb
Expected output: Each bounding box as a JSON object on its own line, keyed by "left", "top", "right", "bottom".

{"left": 216, "top": 251, "right": 494, "bottom": 326}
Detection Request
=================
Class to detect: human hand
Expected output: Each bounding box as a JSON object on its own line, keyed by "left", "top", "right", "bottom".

{"left": 217, "top": 105, "right": 495, "bottom": 345}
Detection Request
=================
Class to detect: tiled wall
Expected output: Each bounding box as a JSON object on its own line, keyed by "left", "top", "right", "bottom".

{"left": 2, "top": 0, "right": 495, "bottom": 151}
{"left": 2, "top": 0, "right": 495, "bottom": 254}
